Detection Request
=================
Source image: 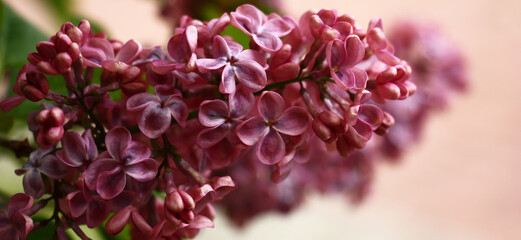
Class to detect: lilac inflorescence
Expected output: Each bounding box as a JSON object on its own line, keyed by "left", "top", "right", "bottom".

{"left": 0, "top": 5, "right": 430, "bottom": 240}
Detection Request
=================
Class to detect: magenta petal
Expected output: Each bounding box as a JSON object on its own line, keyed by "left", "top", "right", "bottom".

{"left": 83, "top": 129, "right": 98, "bottom": 161}
{"left": 252, "top": 32, "right": 283, "bottom": 53}
{"left": 151, "top": 60, "right": 178, "bottom": 75}
{"left": 96, "top": 168, "right": 126, "bottom": 199}
{"left": 236, "top": 117, "right": 268, "bottom": 146}
{"left": 352, "top": 67, "right": 368, "bottom": 90}
{"left": 233, "top": 60, "right": 267, "bottom": 92}
{"left": 60, "top": 131, "right": 86, "bottom": 167}
{"left": 106, "top": 207, "right": 131, "bottom": 235}
{"left": 121, "top": 141, "right": 151, "bottom": 165}
{"left": 260, "top": 17, "right": 292, "bottom": 37}
{"left": 0, "top": 96, "right": 26, "bottom": 112}
{"left": 86, "top": 200, "right": 110, "bottom": 228}
{"left": 125, "top": 158, "right": 158, "bottom": 182}
{"left": 346, "top": 121, "right": 372, "bottom": 149}
{"left": 229, "top": 86, "right": 254, "bottom": 119}
{"left": 8, "top": 193, "right": 33, "bottom": 214}
{"left": 220, "top": 64, "right": 236, "bottom": 94}
{"left": 344, "top": 35, "right": 365, "bottom": 67}
{"left": 139, "top": 103, "right": 171, "bottom": 139}
{"left": 23, "top": 170, "right": 45, "bottom": 198}
{"left": 85, "top": 38, "right": 114, "bottom": 59}
{"left": 196, "top": 58, "right": 227, "bottom": 72}
{"left": 10, "top": 212, "right": 32, "bottom": 240}
{"left": 84, "top": 158, "right": 120, "bottom": 190}
{"left": 115, "top": 39, "right": 141, "bottom": 63}
{"left": 256, "top": 129, "right": 285, "bottom": 165}
{"left": 198, "top": 100, "right": 229, "bottom": 127}
{"left": 235, "top": 49, "right": 266, "bottom": 67}
{"left": 126, "top": 92, "right": 158, "bottom": 112}
{"left": 358, "top": 104, "right": 383, "bottom": 130}
{"left": 197, "top": 125, "right": 230, "bottom": 148}
{"left": 67, "top": 192, "right": 87, "bottom": 218}
{"left": 38, "top": 155, "right": 68, "bottom": 179}
{"left": 106, "top": 127, "right": 132, "bottom": 160}
{"left": 166, "top": 96, "right": 188, "bottom": 128}
{"left": 188, "top": 215, "right": 214, "bottom": 229}
{"left": 131, "top": 210, "right": 153, "bottom": 235}
{"left": 258, "top": 91, "right": 284, "bottom": 121}
{"left": 331, "top": 68, "right": 355, "bottom": 90}
{"left": 211, "top": 35, "right": 232, "bottom": 58}
{"left": 326, "top": 40, "right": 345, "bottom": 68}
{"left": 273, "top": 107, "right": 310, "bottom": 136}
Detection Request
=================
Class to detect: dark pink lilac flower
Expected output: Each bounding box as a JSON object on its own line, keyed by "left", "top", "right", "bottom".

{"left": 85, "top": 127, "right": 158, "bottom": 199}
{"left": 0, "top": 193, "right": 34, "bottom": 240}
{"left": 126, "top": 85, "right": 188, "bottom": 138}
{"left": 196, "top": 35, "right": 267, "bottom": 94}
{"left": 15, "top": 148, "right": 68, "bottom": 198}
{"left": 236, "top": 91, "right": 310, "bottom": 165}
{"left": 230, "top": 4, "right": 292, "bottom": 52}
{"left": 56, "top": 129, "right": 97, "bottom": 169}
{"left": 326, "top": 36, "right": 367, "bottom": 90}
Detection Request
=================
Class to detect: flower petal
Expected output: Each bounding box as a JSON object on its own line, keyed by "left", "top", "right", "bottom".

{"left": 22, "top": 170, "right": 45, "bottom": 198}
{"left": 96, "top": 167, "right": 126, "bottom": 199}
{"left": 236, "top": 117, "right": 268, "bottom": 146}
{"left": 115, "top": 39, "right": 141, "bottom": 63}
{"left": 258, "top": 91, "right": 284, "bottom": 121}
{"left": 84, "top": 158, "right": 120, "bottom": 191}
{"left": 8, "top": 193, "right": 33, "bottom": 214}
{"left": 139, "top": 103, "right": 171, "bottom": 139}
{"left": 39, "top": 154, "right": 68, "bottom": 179}
{"left": 220, "top": 64, "right": 236, "bottom": 94}
{"left": 344, "top": 35, "right": 365, "bottom": 67}
{"left": 86, "top": 200, "right": 110, "bottom": 228}
{"left": 151, "top": 60, "right": 179, "bottom": 75}
{"left": 67, "top": 191, "right": 87, "bottom": 218}
{"left": 358, "top": 104, "right": 383, "bottom": 130}
{"left": 196, "top": 58, "right": 227, "bottom": 72}
{"left": 188, "top": 215, "right": 214, "bottom": 229}
{"left": 252, "top": 32, "right": 283, "bottom": 53}
{"left": 273, "top": 107, "right": 310, "bottom": 136}
{"left": 106, "top": 127, "right": 132, "bottom": 160}
{"left": 256, "top": 129, "right": 285, "bottom": 165}
{"left": 126, "top": 92, "right": 158, "bottom": 112}
{"left": 229, "top": 86, "right": 254, "bottom": 119}
{"left": 197, "top": 125, "right": 230, "bottom": 149}
{"left": 106, "top": 207, "right": 132, "bottom": 235}
{"left": 125, "top": 158, "right": 158, "bottom": 182}
{"left": 260, "top": 17, "right": 292, "bottom": 37}
{"left": 198, "top": 100, "right": 229, "bottom": 128}
{"left": 121, "top": 141, "right": 151, "bottom": 165}
{"left": 60, "top": 132, "right": 86, "bottom": 168}
{"left": 166, "top": 96, "right": 188, "bottom": 128}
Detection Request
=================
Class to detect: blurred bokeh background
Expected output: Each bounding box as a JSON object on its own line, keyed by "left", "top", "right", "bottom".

{"left": 2, "top": 0, "right": 521, "bottom": 239}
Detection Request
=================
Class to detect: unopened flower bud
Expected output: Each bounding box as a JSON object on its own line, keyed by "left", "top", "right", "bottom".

{"left": 55, "top": 52, "right": 72, "bottom": 73}
{"left": 312, "top": 119, "right": 336, "bottom": 142}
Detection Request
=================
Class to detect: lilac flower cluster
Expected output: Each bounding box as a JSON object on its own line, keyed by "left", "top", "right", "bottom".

{"left": 0, "top": 5, "right": 417, "bottom": 239}
{"left": 217, "top": 20, "right": 468, "bottom": 226}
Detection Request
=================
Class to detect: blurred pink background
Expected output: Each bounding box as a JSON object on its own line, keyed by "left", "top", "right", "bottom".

{"left": 4, "top": 0, "right": 521, "bottom": 239}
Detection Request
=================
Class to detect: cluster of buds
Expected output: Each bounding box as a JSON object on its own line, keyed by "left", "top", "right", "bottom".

{"left": 0, "top": 5, "right": 424, "bottom": 239}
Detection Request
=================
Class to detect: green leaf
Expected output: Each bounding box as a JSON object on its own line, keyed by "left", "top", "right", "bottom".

{"left": 0, "top": 3, "right": 48, "bottom": 121}
{"left": 0, "top": 111, "right": 14, "bottom": 133}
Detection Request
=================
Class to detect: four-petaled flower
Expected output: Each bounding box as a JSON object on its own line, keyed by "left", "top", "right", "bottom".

{"left": 0, "top": 193, "right": 34, "bottom": 240}
{"left": 15, "top": 148, "right": 68, "bottom": 198}
{"left": 126, "top": 85, "right": 188, "bottom": 139}
{"left": 196, "top": 35, "right": 267, "bottom": 94}
{"left": 236, "top": 91, "right": 310, "bottom": 165}
{"left": 85, "top": 127, "right": 159, "bottom": 199}
{"left": 230, "top": 4, "right": 292, "bottom": 52}
{"left": 326, "top": 36, "right": 367, "bottom": 90}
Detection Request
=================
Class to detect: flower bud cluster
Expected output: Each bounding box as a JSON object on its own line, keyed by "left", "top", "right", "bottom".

{"left": 0, "top": 5, "right": 428, "bottom": 240}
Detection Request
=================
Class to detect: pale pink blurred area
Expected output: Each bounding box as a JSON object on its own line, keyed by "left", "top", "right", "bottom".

{"left": 3, "top": 0, "right": 521, "bottom": 239}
